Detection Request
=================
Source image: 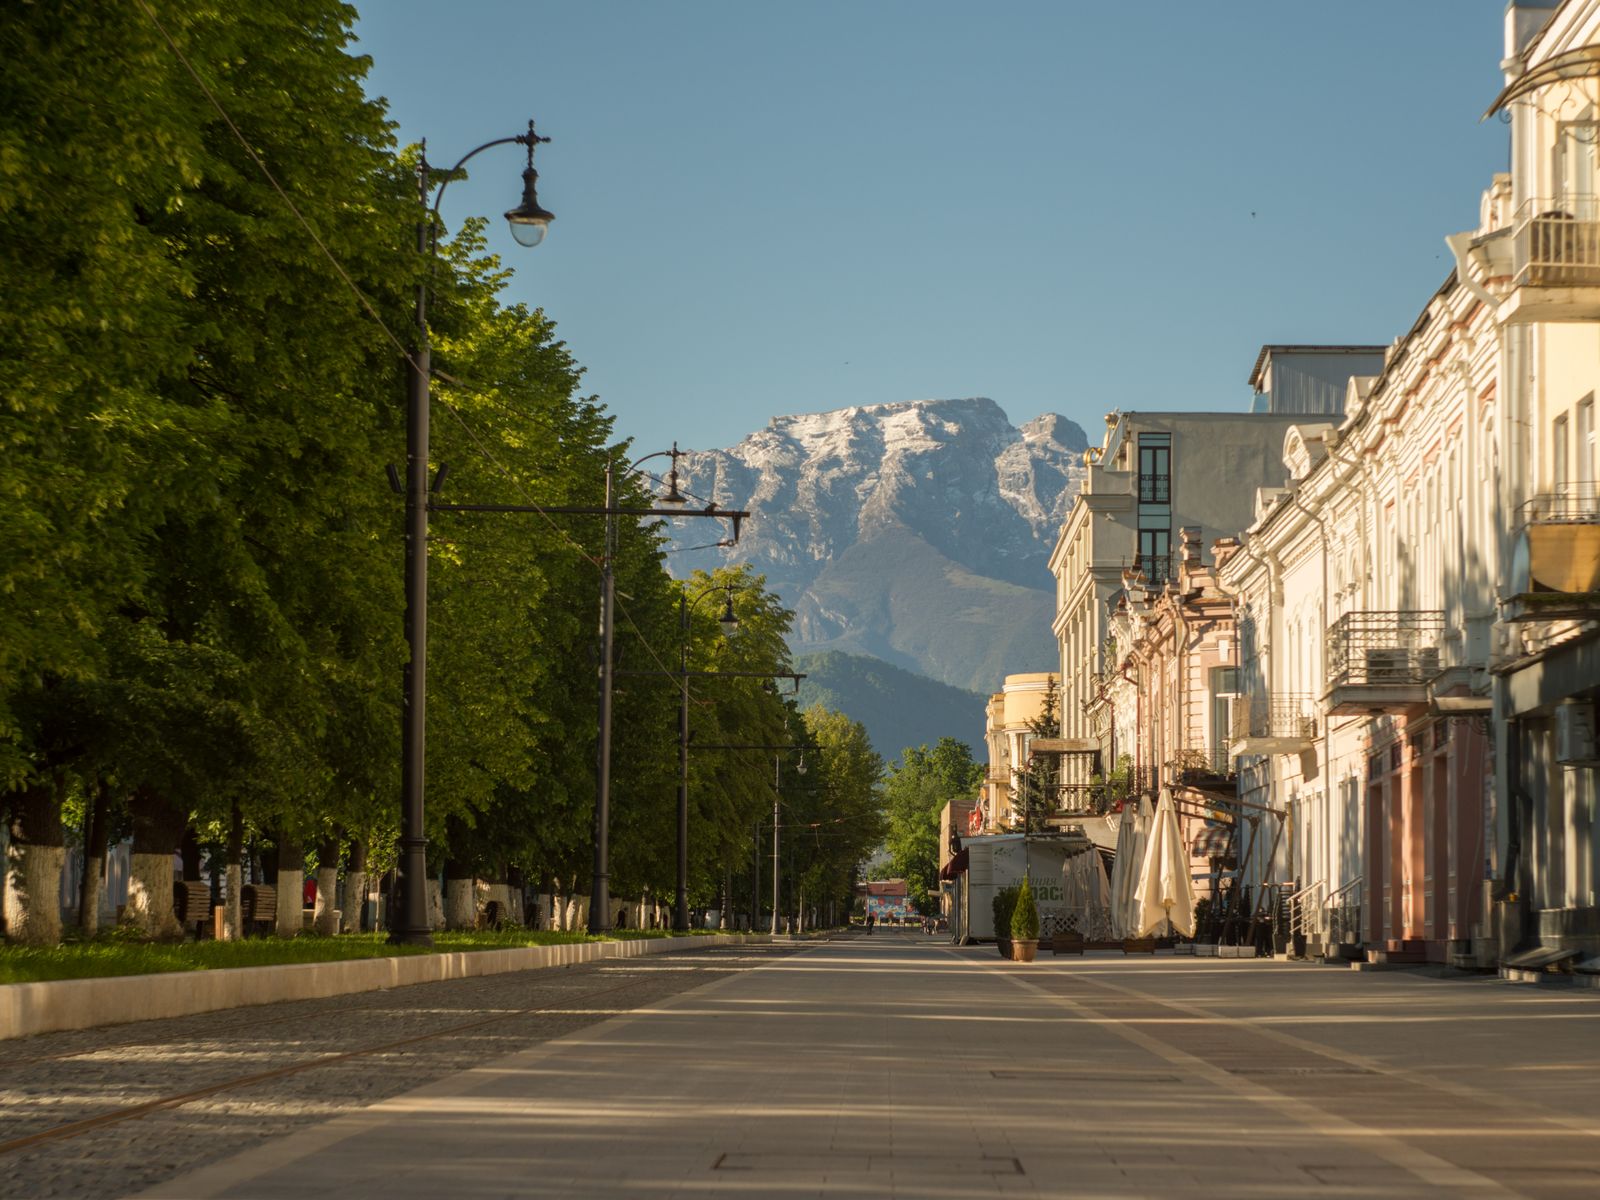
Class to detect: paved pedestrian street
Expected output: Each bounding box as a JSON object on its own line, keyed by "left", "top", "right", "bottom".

{"left": 6, "top": 932, "right": 1593, "bottom": 1199}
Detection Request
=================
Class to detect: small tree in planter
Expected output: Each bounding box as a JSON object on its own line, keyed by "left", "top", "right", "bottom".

{"left": 992, "top": 886, "right": 1019, "bottom": 959}
{"left": 1010, "top": 875, "right": 1041, "bottom": 962}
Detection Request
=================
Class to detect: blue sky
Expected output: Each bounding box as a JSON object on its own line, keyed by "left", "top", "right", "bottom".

{"left": 355, "top": 1, "right": 1511, "bottom": 452}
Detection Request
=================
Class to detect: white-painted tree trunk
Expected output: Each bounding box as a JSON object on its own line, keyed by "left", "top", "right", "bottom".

{"left": 341, "top": 870, "right": 367, "bottom": 933}
{"left": 223, "top": 863, "right": 242, "bottom": 940}
{"left": 3, "top": 842, "right": 64, "bottom": 946}
{"left": 80, "top": 855, "right": 105, "bottom": 938}
{"left": 483, "top": 881, "right": 512, "bottom": 925}
{"left": 426, "top": 879, "right": 445, "bottom": 930}
{"left": 444, "top": 877, "right": 476, "bottom": 930}
{"left": 124, "top": 852, "right": 180, "bottom": 940}
{"left": 275, "top": 868, "right": 303, "bottom": 938}
{"left": 313, "top": 866, "right": 339, "bottom": 936}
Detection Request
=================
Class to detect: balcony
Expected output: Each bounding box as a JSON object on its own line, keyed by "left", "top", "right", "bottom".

{"left": 1124, "top": 552, "right": 1174, "bottom": 587}
{"left": 1324, "top": 611, "right": 1445, "bottom": 716}
{"left": 1504, "top": 197, "right": 1600, "bottom": 323}
{"left": 1167, "top": 748, "right": 1236, "bottom": 796}
{"left": 1230, "top": 694, "right": 1318, "bottom": 756}
{"left": 1502, "top": 485, "right": 1600, "bottom": 623}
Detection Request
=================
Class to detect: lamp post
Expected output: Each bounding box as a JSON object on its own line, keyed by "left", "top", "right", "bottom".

{"left": 773, "top": 749, "right": 807, "bottom": 934}
{"left": 392, "top": 121, "right": 554, "bottom": 947}
{"left": 675, "top": 583, "right": 741, "bottom": 931}
{"left": 592, "top": 448, "right": 682, "bottom": 933}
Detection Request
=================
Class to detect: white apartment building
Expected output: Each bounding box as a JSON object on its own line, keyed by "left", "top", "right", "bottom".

{"left": 1466, "top": 0, "right": 1600, "bottom": 960}
{"left": 1215, "top": 0, "right": 1600, "bottom": 966}
{"left": 1220, "top": 288, "right": 1500, "bottom": 964}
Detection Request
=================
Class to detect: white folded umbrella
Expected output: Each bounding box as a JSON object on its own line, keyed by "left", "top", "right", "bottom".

{"left": 1133, "top": 790, "right": 1196, "bottom": 937}
{"left": 1108, "top": 794, "right": 1150, "bottom": 939}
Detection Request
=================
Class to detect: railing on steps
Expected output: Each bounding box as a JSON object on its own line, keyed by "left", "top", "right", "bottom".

{"left": 1325, "top": 876, "right": 1363, "bottom": 948}
{"left": 1287, "top": 880, "right": 1324, "bottom": 941}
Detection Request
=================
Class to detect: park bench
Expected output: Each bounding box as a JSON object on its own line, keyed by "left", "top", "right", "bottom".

{"left": 240, "top": 883, "right": 277, "bottom": 935}
{"left": 173, "top": 880, "right": 213, "bottom": 939}
{"left": 1050, "top": 931, "right": 1084, "bottom": 956}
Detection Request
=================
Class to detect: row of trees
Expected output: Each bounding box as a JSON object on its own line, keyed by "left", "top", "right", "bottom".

{"left": 1, "top": 1, "right": 882, "bottom": 945}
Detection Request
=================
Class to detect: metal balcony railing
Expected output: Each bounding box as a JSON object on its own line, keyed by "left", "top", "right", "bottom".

{"left": 1138, "top": 473, "right": 1171, "bottom": 504}
{"left": 1513, "top": 197, "right": 1600, "bottom": 289}
{"left": 1518, "top": 482, "right": 1600, "bottom": 527}
{"left": 1325, "top": 611, "right": 1445, "bottom": 689}
{"left": 1231, "top": 694, "right": 1319, "bottom": 744}
{"left": 1166, "top": 748, "right": 1235, "bottom": 785}
{"left": 1052, "top": 764, "right": 1155, "bottom": 817}
{"left": 1127, "top": 552, "right": 1174, "bottom": 586}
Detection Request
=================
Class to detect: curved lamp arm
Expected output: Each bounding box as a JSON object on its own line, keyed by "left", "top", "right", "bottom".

{"left": 426, "top": 119, "right": 550, "bottom": 249}
{"left": 682, "top": 580, "right": 742, "bottom": 632}
{"left": 621, "top": 443, "right": 688, "bottom": 505}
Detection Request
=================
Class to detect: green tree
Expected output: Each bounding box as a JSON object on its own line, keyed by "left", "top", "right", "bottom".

{"left": 883, "top": 737, "right": 983, "bottom": 913}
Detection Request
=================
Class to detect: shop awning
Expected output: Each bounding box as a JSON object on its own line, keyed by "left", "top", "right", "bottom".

{"left": 938, "top": 847, "right": 969, "bottom": 881}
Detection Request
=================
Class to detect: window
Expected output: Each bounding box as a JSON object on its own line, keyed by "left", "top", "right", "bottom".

{"left": 1579, "top": 395, "right": 1596, "bottom": 490}
{"left": 1554, "top": 414, "right": 1570, "bottom": 492}
{"left": 1138, "top": 526, "right": 1170, "bottom": 582}
{"left": 1138, "top": 436, "right": 1171, "bottom": 503}
{"left": 1556, "top": 118, "right": 1600, "bottom": 217}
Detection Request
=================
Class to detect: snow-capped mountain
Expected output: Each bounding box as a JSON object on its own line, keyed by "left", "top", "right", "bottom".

{"left": 669, "top": 398, "right": 1087, "bottom": 694}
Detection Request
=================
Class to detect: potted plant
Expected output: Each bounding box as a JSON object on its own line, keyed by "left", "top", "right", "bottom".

{"left": 1010, "top": 875, "right": 1040, "bottom": 962}
{"left": 992, "top": 886, "right": 1018, "bottom": 959}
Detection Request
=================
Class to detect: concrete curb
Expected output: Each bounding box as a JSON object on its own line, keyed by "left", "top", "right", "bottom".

{"left": 0, "top": 933, "right": 771, "bottom": 1041}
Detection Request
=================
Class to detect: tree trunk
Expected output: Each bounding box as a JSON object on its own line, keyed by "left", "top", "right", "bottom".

{"left": 342, "top": 837, "right": 368, "bottom": 934}
{"left": 442, "top": 817, "right": 475, "bottom": 931}
{"left": 426, "top": 878, "right": 445, "bottom": 929}
{"left": 77, "top": 780, "right": 110, "bottom": 938}
{"left": 444, "top": 876, "right": 476, "bottom": 930}
{"left": 123, "top": 785, "right": 184, "bottom": 940}
{"left": 179, "top": 827, "right": 202, "bottom": 882}
{"left": 507, "top": 864, "right": 525, "bottom": 926}
{"left": 223, "top": 799, "right": 244, "bottom": 940}
{"left": 4, "top": 778, "right": 65, "bottom": 946}
{"left": 274, "top": 833, "right": 303, "bottom": 939}
{"left": 312, "top": 831, "right": 340, "bottom": 936}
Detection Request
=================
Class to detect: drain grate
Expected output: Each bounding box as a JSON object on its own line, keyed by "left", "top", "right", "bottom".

{"left": 1229, "top": 1065, "right": 1376, "bottom": 1077}
{"left": 990, "top": 1069, "right": 1181, "bottom": 1083}
{"left": 713, "top": 1152, "right": 1024, "bottom": 1175}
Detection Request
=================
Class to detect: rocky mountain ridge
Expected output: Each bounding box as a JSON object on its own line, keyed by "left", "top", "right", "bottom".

{"left": 669, "top": 398, "right": 1087, "bottom": 694}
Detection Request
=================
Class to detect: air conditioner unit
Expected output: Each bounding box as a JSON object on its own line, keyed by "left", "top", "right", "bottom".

{"left": 1555, "top": 701, "right": 1600, "bottom": 766}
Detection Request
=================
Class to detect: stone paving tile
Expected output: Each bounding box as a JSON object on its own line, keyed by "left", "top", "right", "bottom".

{"left": 0, "top": 944, "right": 799, "bottom": 1198}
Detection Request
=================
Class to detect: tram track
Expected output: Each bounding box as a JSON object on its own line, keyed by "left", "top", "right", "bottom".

{"left": 0, "top": 948, "right": 783, "bottom": 1161}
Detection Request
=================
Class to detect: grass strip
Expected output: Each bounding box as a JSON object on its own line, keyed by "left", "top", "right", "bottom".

{"left": 0, "top": 928, "right": 732, "bottom": 985}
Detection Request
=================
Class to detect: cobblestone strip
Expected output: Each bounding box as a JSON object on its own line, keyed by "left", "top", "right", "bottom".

{"left": 0, "top": 944, "right": 798, "bottom": 1199}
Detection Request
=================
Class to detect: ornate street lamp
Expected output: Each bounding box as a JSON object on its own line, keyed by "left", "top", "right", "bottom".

{"left": 392, "top": 120, "right": 553, "bottom": 947}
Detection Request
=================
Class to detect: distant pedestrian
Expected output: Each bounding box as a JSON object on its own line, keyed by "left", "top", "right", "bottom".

{"left": 865, "top": 911, "right": 875, "bottom": 935}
